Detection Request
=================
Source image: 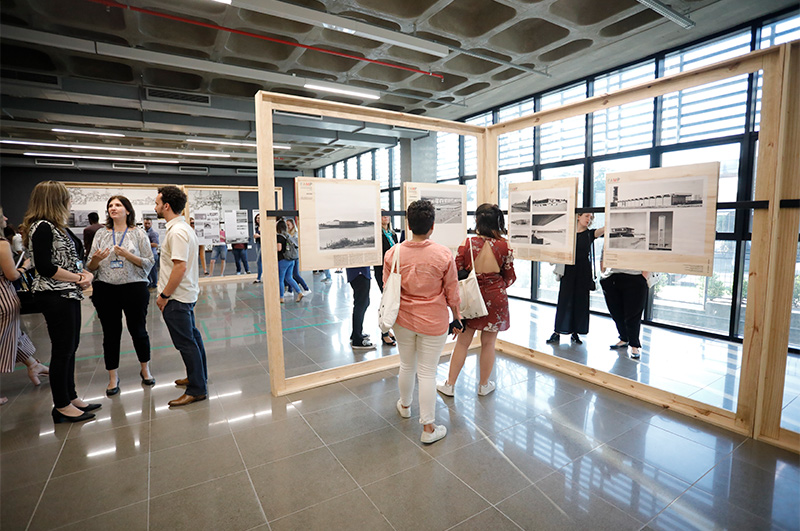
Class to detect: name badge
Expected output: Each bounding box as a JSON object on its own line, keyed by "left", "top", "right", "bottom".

{"left": 110, "top": 260, "right": 124, "bottom": 269}
{"left": 76, "top": 260, "right": 84, "bottom": 272}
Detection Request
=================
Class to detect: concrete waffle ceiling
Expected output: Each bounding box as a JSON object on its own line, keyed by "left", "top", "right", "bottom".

{"left": 0, "top": 0, "right": 792, "bottom": 171}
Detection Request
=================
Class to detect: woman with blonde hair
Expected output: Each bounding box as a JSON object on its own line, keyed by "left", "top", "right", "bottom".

{"left": 438, "top": 204, "right": 515, "bottom": 397}
{"left": 0, "top": 208, "right": 49, "bottom": 405}
{"left": 21, "top": 181, "right": 99, "bottom": 423}
{"left": 86, "top": 195, "right": 155, "bottom": 396}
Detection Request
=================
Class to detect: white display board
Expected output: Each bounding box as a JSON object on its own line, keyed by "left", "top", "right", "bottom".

{"left": 403, "top": 182, "right": 467, "bottom": 253}
{"left": 223, "top": 210, "right": 249, "bottom": 243}
{"left": 187, "top": 188, "right": 239, "bottom": 216}
{"left": 507, "top": 177, "right": 578, "bottom": 264}
{"left": 67, "top": 185, "right": 158, "bottom": 238}
{"left": 193, "top": 209, "right": 220, "bottom": 245}
{"left": 296, "top": 177, "right": 382, "bottom": 269}
{"left": 603, "top": 162, "right": 720, "bottom": 276}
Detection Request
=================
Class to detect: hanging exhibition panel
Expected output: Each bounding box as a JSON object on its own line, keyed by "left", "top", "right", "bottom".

{"left": 603, "top": 162, "right": 720, "bottom": 276}
{"left": 66, "top": 185, "right": 158, "bottom": 239}
{"left": 403, "top": 182, "right": 467, "bottom": 253}
{"left": 296, "top": 177, "right": 382, "bottom": 270}
{"left": 223, "top": 210, "right": 250, "bottom": 243}
{"left": 186, "top": 188, "right": 240, "bottom": 216}
{"left": 193, "top": 210, "right": 221, "bottom": 245}
{"left": 507, "top": 177, "right": 578, "bottom": 264}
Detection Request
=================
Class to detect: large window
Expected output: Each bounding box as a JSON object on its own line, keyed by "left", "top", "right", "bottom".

{"left": 437, "top": 132, "right": 459, "bottom": 181}
{"left": 359, "top": 152, "right": 373, "bottom": 180}
{"left": 593, "top": 63, "right": 655, "bottom": 156}
{"left": 465, "top": 113, "right": 492, "bottom": 176}
{"left": 498, "top": 99, "right": 534, "bottom": 171}
{"left": 540, "top": 84, "right": 586, "bottom": 164}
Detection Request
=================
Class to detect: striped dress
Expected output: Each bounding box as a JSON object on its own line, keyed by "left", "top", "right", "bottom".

{"left": 0, "top": 267, "right": 36, "bottom": 373}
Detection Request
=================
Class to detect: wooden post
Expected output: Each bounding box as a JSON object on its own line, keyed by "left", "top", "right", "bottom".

{"left": 751, "top": 42, "right": 800, "bottom": 452}
{"left": 255, "top": 94, "right": 286, "bottom": 396}
{"left": 477, "top": 130, "right": 498, "bottom": 206}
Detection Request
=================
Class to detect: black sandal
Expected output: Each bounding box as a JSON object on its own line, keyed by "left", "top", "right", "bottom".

{"left": 381, "top": 332, "right": 397, "bottom": 346}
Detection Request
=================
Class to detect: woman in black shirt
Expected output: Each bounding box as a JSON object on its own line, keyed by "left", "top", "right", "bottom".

{"left": 22, "top": 181, "right": 99, "bottom": 423}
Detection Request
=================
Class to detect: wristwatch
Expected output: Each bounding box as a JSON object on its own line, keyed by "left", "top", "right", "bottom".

{"left": 159, "top": 292, "right": 171, "bottom": 300}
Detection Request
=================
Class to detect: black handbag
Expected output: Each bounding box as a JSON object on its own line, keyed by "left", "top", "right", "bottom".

{"left": 15, "top": 270, "right": 42, "bottom": 315}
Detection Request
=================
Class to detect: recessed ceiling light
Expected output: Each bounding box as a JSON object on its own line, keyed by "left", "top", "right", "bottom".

{"left": 51, "top": 128, "right": 125, "bottom": 137}
{"left": 187, "top": 138, "right": 256, "bottom": 147}
{"left": 24, "top": 152, "right": 180, "bottom": 164}
{"left": 304, "top": 83, "right": 380, "bottom": 100}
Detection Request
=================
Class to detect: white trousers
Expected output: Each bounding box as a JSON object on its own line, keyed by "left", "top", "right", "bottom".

{"left": 394, "top": 324, "right": 448, "bottom": 425}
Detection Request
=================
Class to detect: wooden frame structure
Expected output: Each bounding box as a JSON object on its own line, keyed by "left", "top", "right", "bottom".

{"left": 255, "top": 41, "right": 800, "bottom": 453}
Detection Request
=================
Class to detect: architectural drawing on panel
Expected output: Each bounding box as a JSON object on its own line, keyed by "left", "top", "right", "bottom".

{"left": 316, "top": 182, "right": 377, "bottom": 252}
{"left": 608, "top": 212, "right": 647, "bottom": 250}
{"left": 530, "top": 213, "right": 567, "bottom": 246}
{"left": 648, "top": 211, "right": 674, "bottom": 251}
{"left": 511, "top": 196, "right": 531, "bottom": 213}
{"left": 609, "top": 183, "right": 704, "bottom": 210}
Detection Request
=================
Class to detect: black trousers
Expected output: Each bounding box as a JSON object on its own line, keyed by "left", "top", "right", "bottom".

{"left": 39, "top": 293, "right": 80, "bottom": 408}
{"left": 350, "top": 274, "right": 370, "bottom": 342}
{"left": 91, "top": 281, "right": 151, "bottom": 370}
{"left": 374, "top": 265, "right": 384, "bottom": 292}
{"left": 600, "top": 273, "right": 648, "bottom": 348}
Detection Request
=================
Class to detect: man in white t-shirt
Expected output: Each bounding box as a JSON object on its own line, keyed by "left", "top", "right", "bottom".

{"left": 154, "top": 186, "right": 207, "bottom": 406}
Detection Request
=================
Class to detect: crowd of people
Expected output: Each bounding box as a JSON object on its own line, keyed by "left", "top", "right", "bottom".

{"left": 0, "top": 183, "right": 650, "bottom": 445}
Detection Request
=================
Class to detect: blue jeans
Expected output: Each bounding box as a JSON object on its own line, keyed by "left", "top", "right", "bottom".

{"left": 286, "top": 259, "right": 309, "bottom": 292}
{"left": 162, "top": 300, "right": 207, "bottom": 396}
{"left": 323, "top": 269, "right": 331, "bottom": 280}
{"left": 232, "top": 248, "right": 250, "bottom": 273}
{"left": 147, "top": 252, "right": 159, "bottom": 287}
{"left": 255, "top": 243, "right": 262, "bottom": 280}
{"left": 278, "top": 259, "right": 301, "bottom": 298}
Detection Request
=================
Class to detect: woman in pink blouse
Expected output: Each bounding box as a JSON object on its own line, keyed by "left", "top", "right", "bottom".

{"left": 438, "top": 204, "right": 515, "bottom": 397}
{"left": 383, "top": 200, "right": 461, "bottom": 444}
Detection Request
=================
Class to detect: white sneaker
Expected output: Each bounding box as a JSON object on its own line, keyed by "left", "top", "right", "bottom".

{"left": 420, "top": 424, "right": 447, "bottom": 444}
{"left": 396, "top": 399, "right": 411, "bottom": 418}
{"left": 436, "top": 381, "right": 454, "bottom": 397}
{"left": 478, "top": 381, "right": 496, "bottom": 396}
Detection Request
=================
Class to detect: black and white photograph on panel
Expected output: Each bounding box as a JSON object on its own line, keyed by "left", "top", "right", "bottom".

{"left": 316, "top": 181, "right": 376, "bottom": 251}
{"left": 404, "top": 182, "right": 467, "bottom": 252}
{"left": 648, "top": 211, "right": 674, "bottom": 251}
{"left": 507, "top": 177, "right": 578, "bottom": 264}
{"left": 296, "top": 178, "right": 381, "bottom": 270}
{"left": 607, "top": 212, "right": 648, "bottom": 250}
{"left": 604, "top": 162, "right": 719, "bottom": 276}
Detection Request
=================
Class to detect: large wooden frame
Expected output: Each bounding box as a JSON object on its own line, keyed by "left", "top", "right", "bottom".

{"left": 255, "top": 41, "right": 800, "bottom": 453}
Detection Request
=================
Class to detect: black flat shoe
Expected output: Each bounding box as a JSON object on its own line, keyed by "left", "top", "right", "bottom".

{"left": 52, "top": 407, "right": 95, "bottom": 424}
{"left": 76, "top": 403, "right": 102, "bottom": 412}
{"left": 545, "top": 333, "right": 560, "bottom": 344}
{"left": 106, "top": 377, "right": 120, "bottom": 397}
{"left": 610, "top": 341, "right": 629, "bottom": 349}
{"left": 571, "top": 333, "right": 583, "bottom": 345}
{"left": 140, "top": 370, "right": 156, "bottom": 386}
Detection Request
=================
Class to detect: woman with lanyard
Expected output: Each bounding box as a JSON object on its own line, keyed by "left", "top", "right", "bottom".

{"left": 374, "top": 209, "right": 398, "bottom": 346}
{"left": 87, "top": 195, "right": 155, "bottom": 396}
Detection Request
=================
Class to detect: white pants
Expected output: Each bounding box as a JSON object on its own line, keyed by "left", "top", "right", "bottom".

{"left": 394, "top": 324, "right": 448, "bottom": 426}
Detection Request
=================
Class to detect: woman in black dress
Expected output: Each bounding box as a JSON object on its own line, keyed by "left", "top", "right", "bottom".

{"left": 546, "top": 213, "right": 604, "bottom": 345}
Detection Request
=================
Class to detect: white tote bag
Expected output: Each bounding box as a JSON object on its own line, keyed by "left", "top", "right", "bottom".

{"left": 378, "top": 244, "right": 401, "bottom": 333}
{"left": 458, "top": 238, "right": 489, "bottom": 320}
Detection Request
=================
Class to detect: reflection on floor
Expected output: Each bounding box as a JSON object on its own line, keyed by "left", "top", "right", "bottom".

{"left": 1, "top": 272, "right": 798, "bottom": 530}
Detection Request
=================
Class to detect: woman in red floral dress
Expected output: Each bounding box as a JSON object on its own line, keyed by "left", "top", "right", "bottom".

{"left": 438, "top": 204, "right": 515, "bottom": 397}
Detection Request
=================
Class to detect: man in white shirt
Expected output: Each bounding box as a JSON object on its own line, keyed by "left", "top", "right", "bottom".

{"left": 154, "top": 186, "right": 207, "bottom": 406}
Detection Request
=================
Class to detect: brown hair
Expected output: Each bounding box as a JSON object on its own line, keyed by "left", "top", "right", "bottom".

{"left": 104, "top": 195, "right": 137, "bottom": 229}
{"left": 475, "top": 203, "right": 505, "bottom": 239}
{"left": 21, "top": 181, "right": 71, "bottom": 246}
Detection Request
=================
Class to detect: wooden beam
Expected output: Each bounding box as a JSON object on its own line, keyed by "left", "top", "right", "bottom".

{"left": 496, "top": 339, "right": 748, "bottom": 436}
{"left": 477, "top": 129, "right": 498, "bottom": 205}
{"left": 489, "top": 47, "right": 773, "bottom": 135}
{"left": 753, "top": 42, "right": 800, "bottom": 442}
{"left": 255, "top": 95, "right": 287, "bottom": 396}
{"left": 277, "top": 338, "right": 480, "bottom": 397}
{"left": 259, "top": 92, "right": 484, "bottom": 137}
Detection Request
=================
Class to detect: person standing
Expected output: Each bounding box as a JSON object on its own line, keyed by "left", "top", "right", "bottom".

{"left": 231, "top": 241, "right": 251, "bottom": 275}
{"left": 189, "top": 218, "right": 209, "bottom": 276}
{"left": 82, "top": 211, "right": 103, "bottom": 261}
{"left": 208, "top": 227, "right": 227, "bottom": 277}
{"left": 143, "top": 218, "right": 159, "bottom": 289}
{"left": 374, "top": 209, "right": 398, "bottom": 346}
{"left": 438, "top": 204, "right": 515, "bottom": 397}
{"left": 86, "top": 196, "right": 155, "bottom": 396}
{"left": 284, "top": 218, "right": 310, "bottom": 294}
{"left": 384, "top": 200, "right": 461, "bottom": 444}
{"left": 0, "top": 209, "right": 49, "bottom": 405}
{"left": 276, "top": 219, "right": 303, "bottom": 303}
{"left": 546, "top": 213, "right": 605, "bottom": 345}
{"left": 154, "top": 186, "right": 207, "bottom": 407}
{"left": 253, "top": 213, "right": 262, "bottom": 284}
{"left": 22, "top": 181, "right": 99, "bottom": 423}
{"left": 600, "top": 252, "right": 649, "bottom": 360}
{"left": 347, "top": 266, "right": 374, "bottom": 350}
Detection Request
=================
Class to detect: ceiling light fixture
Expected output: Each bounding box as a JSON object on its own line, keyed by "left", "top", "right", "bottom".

{"left": 52, "top": 128, "right": 125, "bottom": 137}
{"left": 186, "top": 139, "right": 290, "bottom": 149}
{"left": 212, "top": 0, "right": 232, "bottom": 4}
{"left": 635, "top": 0, "right": 695, "bottom": 29}
{"left": 24, "top": 152, "right": 180, "bottom": 164}
{"left": 2, "top": 140, "right": 231, "bottom": 157}
{"left": 304, "top": 83, "right": 380, "bottom": 100}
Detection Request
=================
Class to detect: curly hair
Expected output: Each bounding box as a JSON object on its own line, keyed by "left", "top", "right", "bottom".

{"left": 407, "top": 200, "right": 435, "bottom": 235}
{"left": 157, "top": 186, "right": 187, "bottom": 215}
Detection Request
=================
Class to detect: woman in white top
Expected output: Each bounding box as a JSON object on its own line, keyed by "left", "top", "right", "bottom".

{"left": 86, "top": 195, "right": 155, "bottom": 396}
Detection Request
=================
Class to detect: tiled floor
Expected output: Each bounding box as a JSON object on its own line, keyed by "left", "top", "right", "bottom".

{"left": 1, "top": 272, "right": 798, "bottom": 530}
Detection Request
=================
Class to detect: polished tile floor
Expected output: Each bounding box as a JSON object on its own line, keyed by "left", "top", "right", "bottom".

{"left": 1, "top": 271, "right": 798, "bottom": 530}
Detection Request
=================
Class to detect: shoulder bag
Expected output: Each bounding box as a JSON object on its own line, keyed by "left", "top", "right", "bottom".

{"left": 459, "top": 238, "right": 489, "bottom": 320}
{"left": 378, "top": 244, "right": 401, "bottom": 333}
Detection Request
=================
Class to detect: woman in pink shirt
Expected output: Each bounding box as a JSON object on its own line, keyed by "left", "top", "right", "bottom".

{"left": 383, "top": 200, "right": 461, "bottom": 444}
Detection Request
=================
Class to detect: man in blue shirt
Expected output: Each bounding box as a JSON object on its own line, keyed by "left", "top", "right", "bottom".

{"left": 346, "top": 267, "right": 374, "bottom": 350}
{"left": 144, "top": 218, "right": 159, "bottom": 289}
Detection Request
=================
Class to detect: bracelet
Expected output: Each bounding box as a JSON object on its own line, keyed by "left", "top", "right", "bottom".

{"left": 76, "top": 273, "right": 84, "bottom": 283}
